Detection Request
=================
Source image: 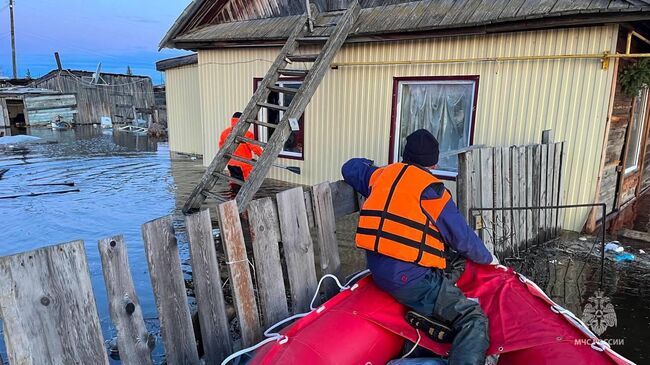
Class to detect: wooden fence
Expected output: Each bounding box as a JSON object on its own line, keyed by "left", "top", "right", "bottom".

{"left": 0, "top": 181, "right": 359, "bottom": 365}
{"left": 0, "top": 140, "right": 568, "bottom": 364}
{"left": 457, "top": 140, "right": 566, "bottom": 259}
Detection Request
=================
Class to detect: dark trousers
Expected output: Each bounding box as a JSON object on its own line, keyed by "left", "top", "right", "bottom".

{"left": 389, "top": 269, "right": 489, "bottom": 365}
{"left": 227, "top": 165, "right": 245, "bottom": 181}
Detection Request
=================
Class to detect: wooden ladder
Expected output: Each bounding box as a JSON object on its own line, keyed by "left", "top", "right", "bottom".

{"left": 183, "top": 2, "right": 360, "bottom": 214}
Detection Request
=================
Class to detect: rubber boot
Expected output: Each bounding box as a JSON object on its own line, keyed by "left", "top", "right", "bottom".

{"left": 432, "top": 277, "right": 489, "bottom": 365}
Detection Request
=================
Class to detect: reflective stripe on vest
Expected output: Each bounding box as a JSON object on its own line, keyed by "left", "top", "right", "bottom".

{"left": 355, "top": 163, "right": 449, "bottom": 269}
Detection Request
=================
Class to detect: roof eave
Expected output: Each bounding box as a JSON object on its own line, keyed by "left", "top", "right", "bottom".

{"left": 171, "top": 11, "right": 650, "bottom": 51}
{"left": 159, "top": 0, "right": 207, "bottom": 50}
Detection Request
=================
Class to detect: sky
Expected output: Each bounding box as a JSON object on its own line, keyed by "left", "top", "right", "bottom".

{"left": 0, "top": 0, "right": 193, "bottom": 84}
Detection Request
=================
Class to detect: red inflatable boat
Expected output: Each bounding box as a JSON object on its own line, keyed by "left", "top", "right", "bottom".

{"left": 245, "top": 262, "right": 635, "bottom": 365}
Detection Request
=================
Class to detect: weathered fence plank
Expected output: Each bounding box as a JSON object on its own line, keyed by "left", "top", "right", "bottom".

{"left": 529, "top": 145, "right": 541, "bottom": 245}
{"left": 312, "top": 182, "right": 342, "bottom": 299}
{"left": 247, "top": 198, "right": 290, "bottom": 328}
{"left": 501, "top": 147, "right": 512, "bottom": 256}
{"left": 98, "top": 236, "right": 153, "bottom": 365}
{"left": 493, "top": 148, "right": 504, "bottom": 256}
{"left": 0, "top": 241, "right": 109, "bottom": 365}
{"left": 555, "top": 142, "right": 566, "bottom": 235}
{"left": 479, "top": 148, "right": 495, "bottom": 253}
{"left": 517, "top": 146, "right": 527, "bottom": 255}
{"left": 510, "top": 147, "right": 521, "bottom": 256}
{"left": 470, "top": 149, "right": 483, "bottom": 234}
{"left": 217, "top": 200, "right": 262, "bottom": 347}
{"left": 330, "top": 180, "right": 359, "bottom": 218}
{"left": 539, "top": 144, "right": 549, "bottom": 242}
{"left": 457, "top": 151, "right": 471, "bottom": 220}
{"left": 276, "top": 187, "right": 318, "bottom": 313}
{"left": 546, "top": 143, "right": 556, "bottom": 239}
{"left": 185, "top": 210, "right": 233, "bottom": 363}
{"left": 142, "top": 217, "right": 200, "bottom": 365}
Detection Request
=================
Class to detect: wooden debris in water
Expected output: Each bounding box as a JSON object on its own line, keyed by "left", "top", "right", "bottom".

{"left": 0, "top": 188, "right": 79, "bottom": 199}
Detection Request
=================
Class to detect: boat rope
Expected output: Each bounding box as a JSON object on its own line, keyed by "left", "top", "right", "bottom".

{"left": 401, "top": 329, "right": 421, "bottom": 359}
{"left": 220, "top": 270, "right": 371, "bottom": 365}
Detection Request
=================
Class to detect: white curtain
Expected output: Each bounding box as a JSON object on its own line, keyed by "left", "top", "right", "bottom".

{"left": 399, "top": 82, "right": 474, "bottom": 172}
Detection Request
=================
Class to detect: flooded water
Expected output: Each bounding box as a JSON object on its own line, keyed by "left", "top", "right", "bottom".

{"left": 508, "top": 233, "right": 650, "bottom": 363}
{"left": 1, "top": 127, "right": 648, "bottom": 364}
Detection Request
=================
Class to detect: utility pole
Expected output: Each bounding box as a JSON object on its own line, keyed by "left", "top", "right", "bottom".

{"left": 9, "top": 0, "right": 17, "bottom": 79}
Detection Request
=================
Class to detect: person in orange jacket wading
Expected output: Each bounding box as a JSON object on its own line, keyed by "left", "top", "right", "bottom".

{"left": 219, "top": 112, "right": 263, "bottom": 184}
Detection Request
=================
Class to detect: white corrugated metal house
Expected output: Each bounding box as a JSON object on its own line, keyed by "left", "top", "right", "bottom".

{"left": 158, "top": 0, "right": 650, "bottom": 231}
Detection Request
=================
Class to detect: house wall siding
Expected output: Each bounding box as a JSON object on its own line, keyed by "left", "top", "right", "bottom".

{"left": 193, "top": 25, "right": 618, "bottom": 230}
{"left": 166, "top": 64, "right": 203, "bottom": 155}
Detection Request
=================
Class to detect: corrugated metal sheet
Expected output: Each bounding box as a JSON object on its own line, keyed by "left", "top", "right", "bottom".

{"left": 193, "top": 25, "right": 618, "bottom": 230}
{"left": 166, "top": 64, "right": 203, "bottom": 155}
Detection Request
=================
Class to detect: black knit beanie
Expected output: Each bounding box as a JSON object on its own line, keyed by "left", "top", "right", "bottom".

{"left": 402, "top": 129, "right": 439, "bottom": 167}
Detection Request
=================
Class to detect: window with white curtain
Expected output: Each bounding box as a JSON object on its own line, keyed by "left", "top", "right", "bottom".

{"left": 256, "top": 80, "right": 304, "bottom": 159}
{"left": 393, "top": 78, "right": 477, "bottom": 176}
{"left": 625, "top": 87, "right": 649, "bottom": 174}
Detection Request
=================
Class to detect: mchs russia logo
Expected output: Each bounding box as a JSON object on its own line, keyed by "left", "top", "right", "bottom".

{"left": 582, "top": 290, "right": 617, "bottom": 336}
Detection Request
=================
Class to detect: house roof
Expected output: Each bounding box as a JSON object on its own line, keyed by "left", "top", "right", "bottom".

{"left": 34, "top": 69, "right": 151, "bottom": 85}
{"left": 156, "top": 54, "right": 198, "bottom": 71}
{"left": 0, "top": 86, "right": 60, "bottom": 97}
{"left": 162, "top": 0, "right": 650, "bottom": 49}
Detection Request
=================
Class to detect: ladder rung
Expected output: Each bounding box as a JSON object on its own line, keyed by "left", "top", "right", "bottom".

{"left": 236, "top": 136, "right": 267, "bottom": 148}
{"left": 296, "top": 36, "right": 329, "bottom": 43}
{"left": 315, "top": 22, "right": 337, "bottom": 28}
{"left": 267, "top": 85, "right": 298, "bottom": 95}
{"left": 321, "top": 10, "right": 346, "bottom": 16}
{"left": 257, "top": 102, "right": 288, "bottom": 111}
{"left": 287, "top": 54, "right": 319, "bottom": 62}
{"left": 213, "top": 171, "right": 245, "bottom": 186}
{"left": 202, "top": 190, "right": 227, "bottom": 203}
{"left": 247, "top": 119, "right": 278, "bottom": 129}
{"left": 227, "top": 154, "right": 255, "bottom": 165}
{"left": 278, "top": 68, "right": 309, "bottom": 77}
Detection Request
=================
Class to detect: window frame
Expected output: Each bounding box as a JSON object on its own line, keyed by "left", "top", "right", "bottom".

{"left": 624, "top": 87, "right": 649, "bottom": 175}
{"left": 389, "top": 76, "right": 479, "bottom": 180}
{"left": 253, "top": 77, "right": 305, "bottom": 160}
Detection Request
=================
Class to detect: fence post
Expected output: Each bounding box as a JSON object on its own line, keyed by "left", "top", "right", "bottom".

{"left": 98, "top": 235, "right": 154, "bottom": 365}
{"left": 479, "top": 148, "right": 495, "bottom": 253}
{"left": 0, "top": 241, "right": 109, "bottom": 365}
{"left": 457, "top": 151, "right": 471, "bottom": 220}
{"left": 247, "top": 197, "right": 290, "bottom": 328}
{"left": 312, "top": 182, "right": 342, "bottom": 299}
{"left": 217, "top": 200, "right": 262, "bottom": 346}
{"left": 276, "top": 187, "right": 318, "bottom": 312}
{"left": 142, "top": 217, "right": 200, "bottom": 365}
{"left": 185, "top": 210, "right": 234, "bottom": 363}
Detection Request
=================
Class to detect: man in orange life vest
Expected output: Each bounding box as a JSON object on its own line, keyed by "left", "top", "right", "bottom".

{"left": 342, "top": 129, "right": 498, "bottom": 365}
{"left": 219, "top": 112, "right": 263, "bottom": 181}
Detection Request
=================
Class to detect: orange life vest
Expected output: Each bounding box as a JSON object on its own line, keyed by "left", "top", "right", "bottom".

{"left": 356, "top": 163, "right": 450, "bottom": 269}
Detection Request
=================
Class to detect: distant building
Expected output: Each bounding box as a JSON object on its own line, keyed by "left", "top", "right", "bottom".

{"left": 159, "top": 0, "right": 650, "bottom": 231}
{"left": 31, "top": 69, "right": 155, "bottom": 126}
{"left": 0, "top": 86, "right": 77, "bottom": 128}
